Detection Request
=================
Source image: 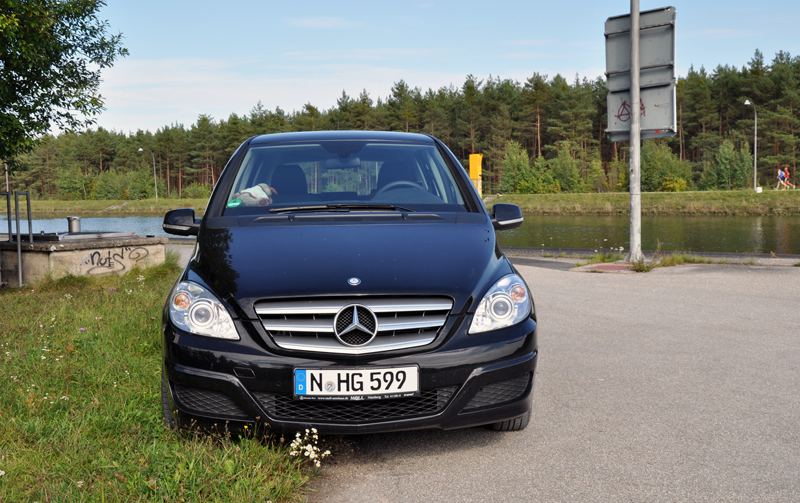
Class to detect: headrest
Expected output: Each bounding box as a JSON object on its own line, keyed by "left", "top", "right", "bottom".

{"left": 271, "top": 164, "right": 308, "bottom": 195}
{"left": 377, "top": 161, "right": 417, "bottom": 189}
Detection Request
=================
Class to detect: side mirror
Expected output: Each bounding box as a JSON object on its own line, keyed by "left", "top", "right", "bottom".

{"left": 491, "top": 203, "right": 523, "bottom": 230}
{"left": 163, "top": 208, "right": 200, "bottom": 236}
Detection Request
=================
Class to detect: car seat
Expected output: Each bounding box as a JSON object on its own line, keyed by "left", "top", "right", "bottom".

{"left": 271, "top": 164, "right": 309, "bottom": 196}
{"left": 377, "top": 161, "right": 420, "bottom": 190}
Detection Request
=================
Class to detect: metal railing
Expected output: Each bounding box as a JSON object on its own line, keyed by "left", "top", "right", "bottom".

{"left": 0, "top": 191, "right": 33, "bottom": 287}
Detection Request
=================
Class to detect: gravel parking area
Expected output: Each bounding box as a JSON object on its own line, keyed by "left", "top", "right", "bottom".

{"left": 308, "top": 261, "right": 800, "bottom": 502}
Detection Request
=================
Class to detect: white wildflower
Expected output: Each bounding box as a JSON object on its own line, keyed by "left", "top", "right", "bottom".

{"left": 288, "top": 429, "right": 331, "bottom": 467}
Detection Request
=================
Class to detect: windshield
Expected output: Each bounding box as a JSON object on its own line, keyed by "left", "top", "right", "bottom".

{"left": 223, "top": 141, "right": 467, "bottom": 215}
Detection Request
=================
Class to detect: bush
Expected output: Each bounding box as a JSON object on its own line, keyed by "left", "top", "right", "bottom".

{"left": 498, "top": 142, "right": 561, "bottom": 194}
{"left": 548, "top": 141, "right": 583, "bottom": 192}
{"left": 498, "top": 141, "right": 531, "bottom": 194}
{"left": 700, "top": 139, "right": 752, "bottom": 190}
{"left": 641, "top": 141, "right": 692, "bottom": 192}
{"left": 88, "top": 169, "right": 156, "bottom": 200}
{"left": 182, "top": 182, "right": 212, "bottom": 199}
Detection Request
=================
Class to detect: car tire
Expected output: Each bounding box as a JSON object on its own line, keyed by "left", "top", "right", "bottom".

{"left": 490, "top": 410, "right": 530, "bottom": 431}
{"left": 161, "top": 370, "right": 176, "bottom": 429}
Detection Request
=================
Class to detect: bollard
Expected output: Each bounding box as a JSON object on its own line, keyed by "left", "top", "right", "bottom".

{"left": 67, "top": 216, "right": 81, "bottom": 234}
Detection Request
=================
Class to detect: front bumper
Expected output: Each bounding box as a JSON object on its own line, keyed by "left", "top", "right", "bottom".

{"left": 162, "top": 316, "right": 538, "bottom": 434}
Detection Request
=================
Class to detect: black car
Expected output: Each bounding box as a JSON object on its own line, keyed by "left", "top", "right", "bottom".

{"left": 161, "top": 131, "right": 537, "bottom": 434}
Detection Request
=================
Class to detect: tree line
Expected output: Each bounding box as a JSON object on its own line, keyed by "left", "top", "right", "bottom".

{"left": 8, "top": 49, "right": 799, "bottom": 200}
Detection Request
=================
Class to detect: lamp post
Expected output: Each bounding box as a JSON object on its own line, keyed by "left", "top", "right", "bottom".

{"left": 138, "top": 147, "right": 158, "bottom": 201}
{"left": 744, "top": 100, "right": 758, "bottom": 192}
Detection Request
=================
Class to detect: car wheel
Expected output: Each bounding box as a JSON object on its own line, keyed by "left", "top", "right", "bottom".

{"left": 161, "top": 370, "right": 176, "bottom": 429}
{"left": 490, "top": 410, "right": 530, "bottom": 431}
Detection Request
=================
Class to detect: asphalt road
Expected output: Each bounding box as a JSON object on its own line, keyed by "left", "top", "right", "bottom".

{"left": 308, "top": 262, "right": 800, "bottom": 502}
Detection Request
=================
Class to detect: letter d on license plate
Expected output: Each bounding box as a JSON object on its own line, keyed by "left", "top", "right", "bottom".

{"left": 294, "top": 366, "right": 419, "bottom": 400}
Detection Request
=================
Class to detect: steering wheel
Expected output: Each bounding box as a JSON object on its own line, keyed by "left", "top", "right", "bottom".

{"left": 374, "top": 180, "right": 425, "bottom": 197}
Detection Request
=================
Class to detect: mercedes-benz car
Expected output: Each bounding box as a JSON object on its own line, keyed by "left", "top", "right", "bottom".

{"left": 161, "top": 131, "right": 537, "bottom": 434}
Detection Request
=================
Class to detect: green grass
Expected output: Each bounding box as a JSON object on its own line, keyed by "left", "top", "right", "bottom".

{"left": 8, "top": 198, "right": 209, "bottom": 218}
{"left": 0, "top": 254, "right": 311, "bottom": 502}
{"left": 580, "top": 252, "right": 624, "bottom": 266}
{"left": 490, "top": 190, "right": 800, "bottom": 216}
{"left": 630, "top": 247, "right": 724, "bottom": 272}
{"left": 656, "top": 253, "right": 714, "bottom": 267}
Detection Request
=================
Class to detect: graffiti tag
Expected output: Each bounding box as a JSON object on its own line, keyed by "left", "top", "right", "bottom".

{"left": 81, "top": 247, "right": 150, "bottom": 275}
{"left": 615, "top": 99, "right": 646, "bottom": 123}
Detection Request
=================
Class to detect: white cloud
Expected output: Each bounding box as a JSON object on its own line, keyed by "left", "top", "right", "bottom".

{"left": 501, "top": 39, "right": 557, "bottom": 47}
{"left": 95, "top": 57, "right": 469, "bottom": 132}
{"left": 685, "top": 28, "right": 756, "bottom": 40}
{"left": 286, "top": 17, "right": 362, "bottom": 29}
{"left": 283, "top": 48, "right": 444, "bottom": 61}
{"left": 502, "top": 51, "right": 603, "bottom": 60}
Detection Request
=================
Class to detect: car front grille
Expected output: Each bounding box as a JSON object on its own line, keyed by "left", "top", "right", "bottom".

{"left": 172, "top": 382, "right": 250, "bottom": 420}
{"left": 255, "top": 297, "right": 453, "bottom": 355}
{"left": 461, "top": 373, "right": 531, "bottom": 412}
{"left": 254, "top": 386, "right": 458, "bottom": 423}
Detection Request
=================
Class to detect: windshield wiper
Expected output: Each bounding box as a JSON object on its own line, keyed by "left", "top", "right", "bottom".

{"left": 270, "top": 203, "right": 416, "bottom": 214}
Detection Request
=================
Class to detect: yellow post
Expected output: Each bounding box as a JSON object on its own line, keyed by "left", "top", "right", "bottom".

{"left": 469, "top": 154, "right": 483, "bottom": 196}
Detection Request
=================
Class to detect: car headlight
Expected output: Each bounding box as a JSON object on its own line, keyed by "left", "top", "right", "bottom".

{"left": 469, "top": 274, "right": 532, "bottom": 334}
{"left": 169, "top": 281, "right": 239, "bottom": 340}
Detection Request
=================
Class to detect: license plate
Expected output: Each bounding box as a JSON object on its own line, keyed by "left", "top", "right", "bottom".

{"left": 294, "top": 366, "right": 419, "bottom": 401}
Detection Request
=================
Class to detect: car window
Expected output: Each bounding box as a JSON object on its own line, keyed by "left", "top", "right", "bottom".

{"left": 223, "top": 141, "right": 466, "bottom": 214}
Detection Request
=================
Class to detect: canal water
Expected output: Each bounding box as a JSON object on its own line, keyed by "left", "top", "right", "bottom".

{"left": 498, "top": 215, "right": 800, "bottom": 255}
{"left": 0, "top": 216, "right": 173, "bottom": 239}
{"left": 3, "top": 214, "right": 800, "bottom": 255}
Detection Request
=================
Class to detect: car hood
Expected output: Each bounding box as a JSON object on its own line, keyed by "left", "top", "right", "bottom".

{"left": 187, "top": 218, "right": 511, "bottom": 319}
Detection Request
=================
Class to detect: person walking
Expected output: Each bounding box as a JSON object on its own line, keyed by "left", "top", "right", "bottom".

{"left": 784, "top": 167, "right": 796, "bottom": 189}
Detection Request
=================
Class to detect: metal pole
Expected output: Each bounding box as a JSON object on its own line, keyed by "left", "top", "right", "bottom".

{"left": 24, "top": 192, "right": 32, "bottom": 244}
{"left": 1, "top": 191, "right": 11, "bottom": 241}
{"left": 14, "top": 192, "right": 22, "bottom": 287}
{"left": 753, "top": 104, "right": 758, "bottom": 191}
{"left": 151, "top": 150, "right": 158, "bottom": 202}
{"left": 629, "top": 0, "right": 643, "bottom": 262}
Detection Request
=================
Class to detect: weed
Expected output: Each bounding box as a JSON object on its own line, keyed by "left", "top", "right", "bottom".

{"left": 580, "top": 252, "right": 623, "bottom": 266}
{"left": 657, "top": 253, "right": 713, "bottom": 267}
{"left": 630, "top": 240, "right": 662, "bottom": 272}
{"left": 629, "top": 258, "right": 654, "bottom": 273}
{"left": 289, "top": 428, "right": 331, "bottom": 468}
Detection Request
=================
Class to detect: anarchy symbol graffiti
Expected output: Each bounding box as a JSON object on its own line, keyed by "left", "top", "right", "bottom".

{"left": 615, "top": 99, "right": 645, "bottom": 122}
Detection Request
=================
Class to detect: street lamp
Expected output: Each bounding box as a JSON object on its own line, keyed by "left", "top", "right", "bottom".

{"left": 744, "top": 100, "right": 758, "bottom": 192}
{"left": 138, "top": 147, "right": 158, "bottom": 201}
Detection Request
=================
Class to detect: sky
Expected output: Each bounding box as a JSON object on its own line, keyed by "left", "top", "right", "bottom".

{"left": 94, "top": 0, "right": 800, "bottom": 134}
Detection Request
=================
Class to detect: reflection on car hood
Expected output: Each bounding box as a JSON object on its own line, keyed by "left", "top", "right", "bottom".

{"left": 188, "top": 219, "right": 510, "bottom": 319}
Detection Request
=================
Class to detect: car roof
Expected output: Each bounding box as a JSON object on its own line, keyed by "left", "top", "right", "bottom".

{"left": 249, "top": 130, "right": 435, "bottom": 145}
